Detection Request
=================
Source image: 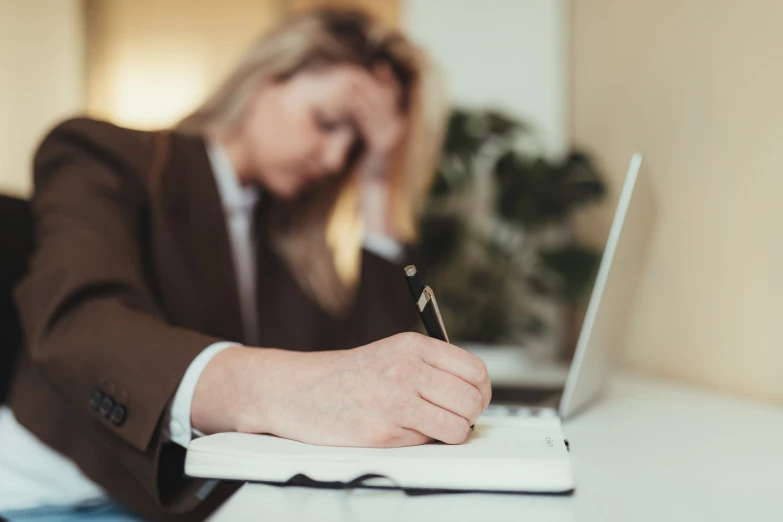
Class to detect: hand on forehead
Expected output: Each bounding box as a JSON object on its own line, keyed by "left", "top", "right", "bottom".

{"left": 319, "top": 63, "right": 403, "bottom": 113}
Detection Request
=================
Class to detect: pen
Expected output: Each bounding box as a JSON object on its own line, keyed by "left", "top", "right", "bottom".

{"left": 405, "top": 265, "right": 476, "bottom": 430}
{"left": 404, "top": 265, "right": 449, "bottom": 343}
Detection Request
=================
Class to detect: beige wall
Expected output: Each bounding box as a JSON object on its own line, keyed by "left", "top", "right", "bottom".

{"left": 84, "top": 0, "right": 287, "bottom": 129}
{"left": 84, "top": 0, "right": 399, "bottom": 129}
{"left": 0, "top": 0, "right": 85, "bottom": 197}
{"left": 572, "top": 0, "right": 783, "bottom": 404}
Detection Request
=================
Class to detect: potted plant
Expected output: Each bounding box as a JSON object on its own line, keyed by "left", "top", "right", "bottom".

{"left": 418, "top": 108, "right": 606, "bottom": 364}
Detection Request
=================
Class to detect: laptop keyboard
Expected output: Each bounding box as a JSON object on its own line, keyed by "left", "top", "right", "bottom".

{"left": 482, "top": 405, "right": 559, "bottom": 418}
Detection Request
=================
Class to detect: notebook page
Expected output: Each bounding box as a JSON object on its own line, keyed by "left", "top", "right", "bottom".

{"left": 188, "top": 416, "right": 565, "bottom": 463}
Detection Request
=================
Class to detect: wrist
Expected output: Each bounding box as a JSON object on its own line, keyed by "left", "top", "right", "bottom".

{"left": 233, "top": 348, "right": 345, "bottom": 438}
{"left": 359, "top": 154, "right": 390, "bottom": 235}
{"left": 191, "top": 345, "right": 264, "bottom": 435}
{"left": 229, "top": 347, "right": 282, "bottom": 435}
{"left": 362, "top": 185, "right": 391, "bottom": 236}
{"left": 361, "top": 152, "right": 388, "bottom": 178}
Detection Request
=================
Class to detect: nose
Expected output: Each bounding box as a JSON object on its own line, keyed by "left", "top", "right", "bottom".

{"left": 320, "top": 133, "right": 353, "bottom": 176}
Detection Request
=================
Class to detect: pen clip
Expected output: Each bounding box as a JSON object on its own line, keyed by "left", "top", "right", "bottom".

{"left": 417, "top": 286, "right": 450, "bottom": 344}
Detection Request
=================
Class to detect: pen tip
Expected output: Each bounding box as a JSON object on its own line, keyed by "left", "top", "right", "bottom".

{"left": 404, "top": 265, "right": 417, "bottom": 277}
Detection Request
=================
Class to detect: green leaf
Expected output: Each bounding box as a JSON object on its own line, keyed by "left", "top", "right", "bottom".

{"left": 418, "top": 216, "right": 464, "bottom": 272}
{"left": 494, "top": 151, "right": 606, "bottom": 226}
{"left": 416, "top": 107, "right": 609, "bottom": 344}
{"left": 538, "top": 246, "right": 602, "bottom": 303}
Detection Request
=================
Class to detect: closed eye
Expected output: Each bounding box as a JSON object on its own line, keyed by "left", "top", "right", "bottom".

{"left": 314, "top": 110, "right": 345, "bottom": 133}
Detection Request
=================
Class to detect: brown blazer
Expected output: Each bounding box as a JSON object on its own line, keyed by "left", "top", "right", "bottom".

{"left": 9, "top": 118, "right": 417, "bottom": 521}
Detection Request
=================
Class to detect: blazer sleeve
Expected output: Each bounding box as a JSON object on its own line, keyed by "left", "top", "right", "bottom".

{"left": 13, "top": 121, "right": 222, "bottom": 507}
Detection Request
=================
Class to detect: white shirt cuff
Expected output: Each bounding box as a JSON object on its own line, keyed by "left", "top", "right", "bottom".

{"left": 168, "top": 341, "right": 239, "bottom": 448}
{"left": 363, "top": 232, "right": 405, "bottom": 264}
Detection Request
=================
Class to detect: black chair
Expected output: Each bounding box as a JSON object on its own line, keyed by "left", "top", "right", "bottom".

{"left": 0, "top": 195, "right": 34, "bottom": 404}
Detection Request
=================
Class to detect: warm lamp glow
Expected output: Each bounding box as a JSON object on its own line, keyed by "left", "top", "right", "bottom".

{"left": 104, "top": 54, "right": 207, "bottom": 129}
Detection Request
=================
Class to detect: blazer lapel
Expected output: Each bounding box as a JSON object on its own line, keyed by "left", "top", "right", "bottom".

{"left": 159, "top": 132, "right": 244, "bottom": 343}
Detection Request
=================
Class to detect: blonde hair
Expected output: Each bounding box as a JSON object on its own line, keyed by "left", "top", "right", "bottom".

{"left": 178, "top": 8, "right": 447, "bottom": 315}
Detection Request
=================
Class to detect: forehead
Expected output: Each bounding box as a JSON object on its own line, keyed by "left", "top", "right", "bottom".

{"left": 289, "top": 64, "right": 365, "bottom": 92}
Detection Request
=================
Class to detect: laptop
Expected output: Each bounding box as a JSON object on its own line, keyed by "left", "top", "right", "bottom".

{"left": 484, "top": 153, "right": 655, "bottom": 420}
{"left": 185, "top": 155, "right": 655, "bottom": 494}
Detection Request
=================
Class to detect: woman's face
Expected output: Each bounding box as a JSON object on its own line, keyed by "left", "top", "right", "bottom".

{"left": 237, "top": 65, "right": 367, "bottom": 199}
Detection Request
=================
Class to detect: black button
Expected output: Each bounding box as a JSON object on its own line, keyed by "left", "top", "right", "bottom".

{"left": 89, "top": 389, "right": 104, "bottom": 411}
{"left": 99, "top": 396, "right": 115, "bottom": 418}
{"left": 109, "top": 404, "right": 127, "bottom": 427}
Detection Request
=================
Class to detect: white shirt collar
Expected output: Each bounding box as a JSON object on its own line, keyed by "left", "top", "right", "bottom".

{"left": 205, "top": 140, "right": 260, "bottom": 214}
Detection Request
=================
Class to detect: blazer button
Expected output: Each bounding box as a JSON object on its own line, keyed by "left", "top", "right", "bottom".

{"left": 89, "top": 389, "right": 105, "bottom": 411}
{"left": 110, "top": 404, "right": 127, "bottom": 427}
{"left": 99, "top": 396, "right": 115, "bottom": 418}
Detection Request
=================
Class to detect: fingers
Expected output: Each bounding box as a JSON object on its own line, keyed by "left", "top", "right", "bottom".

{"left": 342, "top": 65, "right": 406, "bottom": 156}
{"left": 351, "top": 77, "right": 383, "bottom": 111}
{"left": 416, "top": 337, "right": 492, "bottom": 410}
{"left": 372, "top": 62, "right": 403, "bottom": 106}
{"left": 350, "top": 85, "right": 380, "bottom": 130}
{"left": 350, "top": 72, "right": 388, "bottom": 108}
{"left": 416, "top": 365, "right": 484, "bottom": 426}
{"left": 377, "top": 427, "right": 432, "bottom": 448}
{"left": 401, "top": 397, "right": 472, "bottom": 445}
{"left": 372, "top": 62, "right": 394, "bottom": 82}
{"left": 350, "top": 78, "right": 394, "bottom": 128}
{"left": 348, "top": 69, "right": 400, "bottom": 121}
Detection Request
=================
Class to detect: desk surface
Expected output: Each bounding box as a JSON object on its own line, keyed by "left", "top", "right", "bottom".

{"left": 209, "top": 371, "right": 783, "bottom": 522}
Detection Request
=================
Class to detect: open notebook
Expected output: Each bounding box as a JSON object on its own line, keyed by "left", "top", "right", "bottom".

{"left": 185, "top": 413, "right": 573, "bottom": 494}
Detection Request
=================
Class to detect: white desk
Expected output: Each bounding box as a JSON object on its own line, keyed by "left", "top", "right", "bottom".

{"left": 209, "top": 372, "right": 783, "bottom": 522}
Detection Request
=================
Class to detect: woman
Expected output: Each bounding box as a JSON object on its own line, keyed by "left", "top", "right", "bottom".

{"left": 0, "top": 8, "right": 491, "bottom": 522}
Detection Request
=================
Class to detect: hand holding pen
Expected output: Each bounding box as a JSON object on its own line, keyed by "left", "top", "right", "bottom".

{"left": 405, "top": 265, "right": 485, "bottom": 429}
{"left": 193, "top": 266, "right": 490, "bottom": 448}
